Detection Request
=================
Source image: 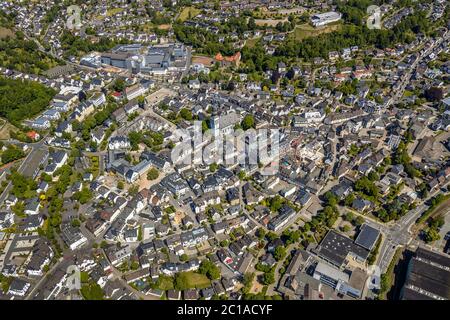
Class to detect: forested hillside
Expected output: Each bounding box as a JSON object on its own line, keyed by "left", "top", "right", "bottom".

{"left": 0, "top": 77, "right": 56, "bottom": 125}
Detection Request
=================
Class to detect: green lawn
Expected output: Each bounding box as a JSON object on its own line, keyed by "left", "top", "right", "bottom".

{"left": 178, "top": 7, "right": 201, "bottom": 22}
{"left": 170, "top": 271, "right": 212, "bottom": 290}
{"left": 291, "top": 23, "right": 341, "bottom": 41}
{"left": 80, "top": 283, "right": 105, "bottom": 300}
{"left": 89, "top": 156, "right": 100, "bottom": 178}
{"left": 157, "top": 275, "right": 174, "bottom": 290}
{"left": 182, "top": 271, "right": 211, "bottom": 289}
{"left": 245, "top": 37, "right": 261, "bottom": 48}
{"left": 107, "top": 8, "right": 124, "bottom": 16}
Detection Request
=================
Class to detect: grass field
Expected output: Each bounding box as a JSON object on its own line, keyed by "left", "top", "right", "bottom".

{"left": 157, "top": 275, "right": 174, "bottom": 290}
{"left": 245, "top": 37, "right": 261, "bottom": 48}
{"left": 107, "top": 8, "right": 124, "bottom": 16}
{"left": 89, "top": 156, "right": 100, "bottom": 178}
{"left": 403, "top": 90, "right": 414, "bottom": 97}
{"left": 0, "top": 119, "right": 18, "bottom": 140}
{"left": 179, "top": 271, "right": 211, "bottom": 289}
{"left": 178, "top": 7, "right": 201, "bottom": 22}
{"left": 255, "top": 18, "right": 288, "bottom": 27}
{"left": 291, "top": 23, "right": 341, "bottom": 41}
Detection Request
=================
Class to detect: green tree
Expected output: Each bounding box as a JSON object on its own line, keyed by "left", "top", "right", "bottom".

{"left": 241, "top": 114, "right": 255, "bottom": 130}
{"left": 242, "top": 272, "right": 255, "bottom": 294}
{"left": 179, "top": 108, "right": 193, "bottom": 121}
{"left": 368, "top": 171, "right": 380, "bottom": 182}
{"left": 112, "top": 78, "right": 125, "bottom": 92}
{"left": 72, "top": 188, "right": 93, "bottom": 204}
{"left": 71, "top": 219, "right": 81, "bottom": 227}
{"left": 323, "top": 191, "right": 338, "bottom": 207}
{"left": 1, "top": 145, "right": 25, "bottom": 164}
{"left": 174, "top": 272, "right": 189, "bottom": 290}
{"left": 256, "top": 228, "right": 266, "bottom": 240}
{"left": 180, "top": 254, "right": 189, "bottom": 262}
{"left": 147, "top": 167, "right": 159, "bottom": 180}
{"left": 273, "top": 246, "right": 286, "bottom": 261}
{"left": 355, "top": 216, "right": 365, "bottom": 226}
{"left": 344, "top": 211, "right": 355, "bottom": 222}
{"left": 262, "top": 271, "right": 275, "bottom": 285}
{"left": 209, "top": 163, "right": 218, "bottom": 172}
{"left": 344, "top": 194, "right": 356, "bottom": 207}
{"left": 424, "top": 227, "right": 440, "bottom": 243}
{"left": 80, "top": 283, "right": 105, "bottom": 300}
{"left": 198, "top": 260, "right": 221, "bottom": 280}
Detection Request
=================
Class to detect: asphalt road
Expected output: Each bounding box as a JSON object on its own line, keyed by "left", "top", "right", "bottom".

{"left": 0, "top": 138, "right": 48, "bottom": 205}
{"left": 377, "top": 180, "right": 449, "bottom": 273}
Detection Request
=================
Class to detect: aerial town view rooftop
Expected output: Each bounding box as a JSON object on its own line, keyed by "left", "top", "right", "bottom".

{"left": 0, "top": 0, "right": 449, "bottom": 305}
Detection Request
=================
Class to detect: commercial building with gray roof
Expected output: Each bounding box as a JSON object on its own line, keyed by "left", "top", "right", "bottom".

{"left": 355, "top": 224, "right": 380, "bottom": 251}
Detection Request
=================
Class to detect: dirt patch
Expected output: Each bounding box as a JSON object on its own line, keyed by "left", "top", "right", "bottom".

{"left": 173, "top": 211, "right": 185, "bottom": 225}
{"left": 249, "top": 275, "right": 264, "bottom": 294}
{"left": 0, "top": 27, "right": 14, "bottom": 39}
{"left": 0, "top": 120, "right": 18, "bottom": 140}
{"left": 157, "top": 24, "right": 172, "bottom": 30}
{"left": 192, "top": 55, "right": 214, "bottom": 67}
{"left": 255, "top": 18, "right": 288, "bottom": 27}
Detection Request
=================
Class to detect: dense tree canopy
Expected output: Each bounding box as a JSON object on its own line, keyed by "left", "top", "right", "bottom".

{"left": 198, "top": 260, "right": 221, "bottom": 280}
{"left": 0, "top": 77, "right": 56, "bottom": 125}
{"left": 147, "top": 168, "right": 159, "bottom": 180}
{"left": 0, "top": 31, "right": 61, "bottom": 74}
{"left": 60, "top": 32, "right": 129, "bottom": 58}
{"left": 1, "top": 144, "right": 25, "bottom": 164}
{"left": 241, "top": 114, "right": 255, "bottom": 131}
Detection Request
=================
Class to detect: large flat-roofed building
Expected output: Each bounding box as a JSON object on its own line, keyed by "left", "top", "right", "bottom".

{"left": 312, "top": 230, "right": 370, "bottom": 268}
{"left": 99, "top": 43, "right": 188, "bottom": 76}
{"left": 313, "top": 262, "right": 367, "bottom": 299}
{"left": 101, "top": 52, "right": 131, "bottom": 69}
{"left": 355, "top": 224, "right": 380, "bottom": 251}
{"left": 400, "top": 247, "right": 450, "bottom": 300}
{"left": 311, "top": 11, "right": 342, "bottom": 27}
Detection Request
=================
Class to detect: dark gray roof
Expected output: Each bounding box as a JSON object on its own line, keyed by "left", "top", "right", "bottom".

{"left": 9, "top": 278, "right": 29, "bottom": 291}
{"left": 315, "top": 230, "right": 369, "bottom": 267}
{"left": 403, "top": 251, "right": 450, "bottom": 300}
{"left": 354, "top": 224, "right": 380, "bottom": 250}
{"left": 401, "top": 286, "right": 435, "bottom": 300}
